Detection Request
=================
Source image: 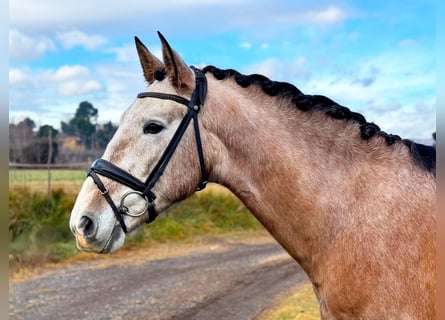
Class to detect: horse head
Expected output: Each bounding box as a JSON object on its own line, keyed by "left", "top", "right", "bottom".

{"left": 70, "top": 33, "right": 212, "bottom": 253}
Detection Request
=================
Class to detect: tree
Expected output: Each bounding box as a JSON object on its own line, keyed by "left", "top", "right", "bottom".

{"left": 37, "top": 125, "right": 59, "bottom": 139}
{"left": 22, "top": 139, "right": 59, "bottom": 164}
{"left": 38, "top": 125, "right": 59, "bottom": 163}
{"left": 61, "top": 101, "right": 98, "bottom": 149}
{"left": 96, "top": 121, "right": 118, "bottom": 149}
{"left": 9, "top": 120, "right": 60, "bottom": 164}
{"left": 9, "top": 117, "right": 36, "bottom": 163}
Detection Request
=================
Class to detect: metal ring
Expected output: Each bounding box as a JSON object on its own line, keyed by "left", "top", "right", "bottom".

{"left": 119, "top": 191, "right": 150, "bottom": 217}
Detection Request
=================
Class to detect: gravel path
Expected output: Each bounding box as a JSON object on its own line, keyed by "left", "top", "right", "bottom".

{"left": 10, "top": 239, "right": 308, "bottom": 320}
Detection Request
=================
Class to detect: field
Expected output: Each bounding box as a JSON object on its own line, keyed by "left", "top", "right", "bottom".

{"left": 9, "top": 169, "right": 86, "bottom": 192}
{"left": 9, "top": 169, "right": 86, "bottom": 182}
{"left": 9, "top": 169, "right": 319, "bottom": 318}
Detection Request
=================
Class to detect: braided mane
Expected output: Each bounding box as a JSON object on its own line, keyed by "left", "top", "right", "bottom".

{"left": 200, "top": 65, "right": 436, "bottom": 175}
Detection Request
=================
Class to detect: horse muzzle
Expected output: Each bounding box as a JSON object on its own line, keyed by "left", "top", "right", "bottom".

{"left": 71, "top": 213, "right": 125, "bottom": 253}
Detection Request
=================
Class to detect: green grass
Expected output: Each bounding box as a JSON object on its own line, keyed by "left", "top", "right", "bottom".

{"left": 126, "top": 190, "right": 261, "bottom": 246}
{"left": 9, "top": 172, "right": 264, "bottom": 269}
{"left": 9, "top": 169, "right": 86, "bottom": 183}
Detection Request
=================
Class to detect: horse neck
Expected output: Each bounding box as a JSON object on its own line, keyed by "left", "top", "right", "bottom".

{"left": 201, "top": 76, "right": 430, "bottom": 278}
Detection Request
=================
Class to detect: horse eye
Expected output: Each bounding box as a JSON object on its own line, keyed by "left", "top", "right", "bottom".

{"left": 143, "top": 121, "right": 164, "bottom": 134}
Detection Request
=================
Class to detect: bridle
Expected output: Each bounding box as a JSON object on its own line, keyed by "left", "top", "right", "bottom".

{"left": 86, "top": 67, "right": 208, "bottom": 233}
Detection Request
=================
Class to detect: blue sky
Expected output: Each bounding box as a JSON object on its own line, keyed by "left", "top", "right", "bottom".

{"left": 9, "top": 0, "right": 435, "bottom": 141}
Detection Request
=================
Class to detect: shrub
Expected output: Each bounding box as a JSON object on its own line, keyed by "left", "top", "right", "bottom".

{"left": 9, "top": 187, "right": 76, "bottom": 264}
{"left": 9, "top": 185, "right": 263, "bottom": 268}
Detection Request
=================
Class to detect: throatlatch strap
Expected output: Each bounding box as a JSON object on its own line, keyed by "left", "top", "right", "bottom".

{"left": 192, "top": 113, "right": 207, "bottom": 190}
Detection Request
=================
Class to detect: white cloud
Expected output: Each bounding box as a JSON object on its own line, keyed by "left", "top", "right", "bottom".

{"left": 10, "top": 1, "right": 350, "bottom": 38}
{"left": 42, "top": 65, "right": 102, "bottom": 96}
{"left": 58, "top": 80, "right": 102, "bottom": 96}
{"left": 9, "top": 0, "right": 246, "bottom": 32}
{"left": 302, "top": 55, "right": 435, "bottom": 139}
{"left": 240, "top": 45, "right": 435, "bottom": 140}
{"left": 93, "top": 62, "right": 145, "bottom": 124}
{"left": 240, "top": 42, "right": 252, "bottom": 49}
{"left": 303, "top": 76, "right": 378, "bottom": 104}
{"left": 56, "top": 30, "right": 108, "bottom": 50}
{"left": 305, "top": 6, "right": 347, "bottom": 24}
{"left": 51, "top": 65, "right": 90, "bottom": 81}
{"left": 357, "top": 49, "right": 434, "bottom": 98}
{"left": 9, "top": 64, "right": 103, "bottom": 126}
{"left": 9, "top": 59, "right": 142, "bottom": 130}
{"left": 108, "top": 43, "right": 137, "bottom": 63}
{"left": 366, "top": 99, "right": 436, "bottom": 139}
{"left": 9, "top": 29, "right": 55, "bottom": 61}
{"left": 294, "top": 74, "right": 435, "bottom": 139}
{"left": 243, "top": 56, "right": 311, "bottom": 82}
{"left": 9, "top": 68, "right": 27, "bottom": 85}
{"left": 106, "top": 41, "right": 163, "bottom": 64}
{"left": 8, "top": 1, "right": 433, "bottom": 141}
{"left": 244, "top": 58, "right": 280, "bottom": 79}
{"left": 9, "top": 110, "right": 65, "bottom": 130}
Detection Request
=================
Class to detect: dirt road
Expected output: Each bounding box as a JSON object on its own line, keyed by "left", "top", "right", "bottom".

{"left": 10, "top": 238, "right": 308, "bottom": 320}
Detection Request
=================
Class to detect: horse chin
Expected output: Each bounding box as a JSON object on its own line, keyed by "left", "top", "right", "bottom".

{"left": 75, "top": 222, "right": 125, "bottom": 254}
{"left": 100, "top": 223, "right": 125, "bottom": 253}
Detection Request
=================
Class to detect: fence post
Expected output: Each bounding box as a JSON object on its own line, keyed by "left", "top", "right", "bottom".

{"left": 47, "top": 129, "right": 53, "bottom": 208}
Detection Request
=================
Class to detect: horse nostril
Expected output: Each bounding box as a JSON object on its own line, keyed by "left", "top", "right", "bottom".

{"left": 77, "top": 215, "right": 96, "bottom": 238}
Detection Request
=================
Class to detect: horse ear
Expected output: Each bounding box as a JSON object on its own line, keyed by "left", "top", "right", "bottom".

{"left": 134, "top": 36, "right": 165, "bottom": 84}
{"left": 157, "top": 31, "right": 194, "bottom": 91}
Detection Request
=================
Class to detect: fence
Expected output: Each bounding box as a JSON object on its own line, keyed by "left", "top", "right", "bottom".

{"left": 9, "top": 162, "right": 90, "bottom": 169}
{"left": 9, "top": 163, "right": 90, "bottom": 204}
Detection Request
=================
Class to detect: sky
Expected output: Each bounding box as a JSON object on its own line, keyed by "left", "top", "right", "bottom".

{"left": 9, "top": 0, "right": 436, "bottom": 142}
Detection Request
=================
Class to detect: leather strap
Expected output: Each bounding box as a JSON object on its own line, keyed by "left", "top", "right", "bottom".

{"left": 192, "top": 112, "right": 207, "bottom": 190}
{"left": 87, "top": 169, "right": 128, "bottom": 233}
{"left": 86, "top": 67, "right": 208, "bottom": 233}
{"left": 137, "top": 92, "right": 189, "bottom": 107}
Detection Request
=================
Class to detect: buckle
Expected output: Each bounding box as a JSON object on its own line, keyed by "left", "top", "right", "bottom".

{"left": 196, "top": 181, "right": 208, "bottom": 191}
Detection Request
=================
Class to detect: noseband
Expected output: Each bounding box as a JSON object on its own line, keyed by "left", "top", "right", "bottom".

{"left": 87, "top": 67, "right": 208, "bottom": 233}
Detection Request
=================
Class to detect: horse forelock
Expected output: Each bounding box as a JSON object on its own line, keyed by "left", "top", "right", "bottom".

{"left": 200, "top": 65, "right": 436, "bottom": 176}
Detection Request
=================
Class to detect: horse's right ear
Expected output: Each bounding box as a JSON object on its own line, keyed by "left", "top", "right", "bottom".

{"left": 134, "top": 36, "right": 165, "bottom": 84}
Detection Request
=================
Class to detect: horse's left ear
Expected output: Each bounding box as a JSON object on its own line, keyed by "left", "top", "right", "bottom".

{"left": 157, "top": 31, "right": 194, "bottom": 92}
{"left": 135, "top": 36, "right": 165, "bottom": 84}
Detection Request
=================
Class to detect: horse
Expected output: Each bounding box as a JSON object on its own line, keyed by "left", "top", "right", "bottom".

{"left": 69, "top": 32, "right": 436, "bottom": 319}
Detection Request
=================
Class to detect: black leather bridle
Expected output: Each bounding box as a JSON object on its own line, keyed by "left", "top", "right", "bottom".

{"left": 86, "top": 67, "right": 208, "bottom": 233}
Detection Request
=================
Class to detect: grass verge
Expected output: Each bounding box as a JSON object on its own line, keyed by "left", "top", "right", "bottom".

{"left": 258, "top": 282, "right": 320, "bottom": 320}
{"left": 9, "top": 183, "right": 264, "bottom": 274}
{"left": 9, "top": 169, "right": 86, "bottom": 182}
